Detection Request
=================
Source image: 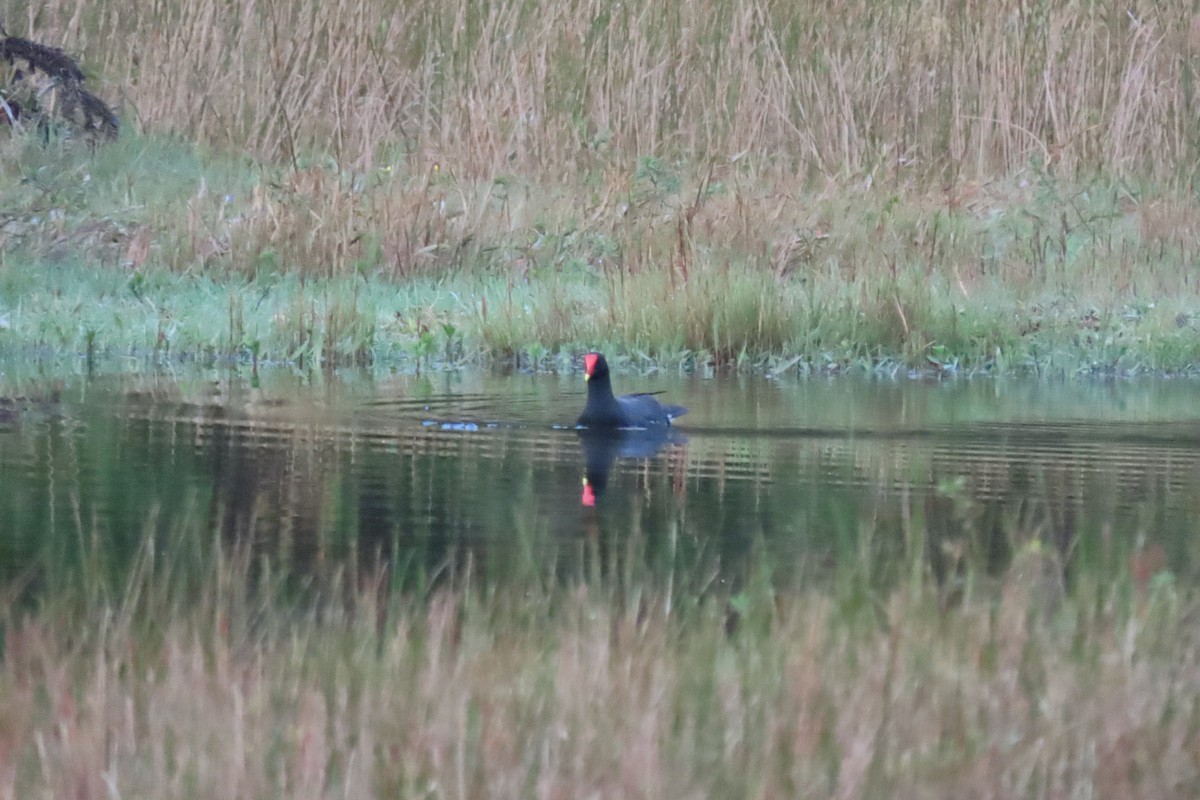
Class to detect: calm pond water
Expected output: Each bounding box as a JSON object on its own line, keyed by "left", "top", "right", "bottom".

{"left": 2, "top": 365, "right": 1199, "bottom": 598}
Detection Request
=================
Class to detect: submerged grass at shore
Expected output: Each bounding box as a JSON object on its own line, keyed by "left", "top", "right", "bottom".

{"left": 1, "top": 516, "right": 1196, "bottom": 799}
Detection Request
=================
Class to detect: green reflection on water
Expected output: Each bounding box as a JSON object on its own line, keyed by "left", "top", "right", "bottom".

{"left": 2, "top": 365, "right": 1199, "bottom": 605}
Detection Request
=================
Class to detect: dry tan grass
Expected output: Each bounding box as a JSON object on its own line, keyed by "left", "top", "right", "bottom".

{"left": 6, "top": 1, "right": 1200, "bottom": 365}
{"left": 1, "top": 539, "right": 1197, "bottom": 799}
{"left": 11, "top": 0, "right": 1200, "bottom": 181}
{"left": 12, "top": 0, "right": 1200, "bottom": 285}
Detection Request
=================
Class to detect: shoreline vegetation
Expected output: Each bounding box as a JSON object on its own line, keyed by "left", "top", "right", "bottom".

{"left": 2, "top": 0, "right": 1200, "bottom": 375}
{"left": 4, "top": 518, "right": 1198, "bottom": 798}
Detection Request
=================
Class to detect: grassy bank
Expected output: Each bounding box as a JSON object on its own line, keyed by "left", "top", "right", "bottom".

{"left": 4, "top": 135, "right": 1200, "bottom": 374}
{"left": 3, "top": 1, "right": 1200, "bottom": 372}
{"left": 1, "top": 517, "right": 1195, "bottom": 798}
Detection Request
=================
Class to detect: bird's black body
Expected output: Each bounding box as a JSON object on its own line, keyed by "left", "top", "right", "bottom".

{"left": 576, "top": 352, "right": 687, "bottom": 429}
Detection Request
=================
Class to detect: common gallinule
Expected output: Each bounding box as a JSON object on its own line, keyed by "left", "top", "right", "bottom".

{"left": 576, "top": 352, "right": 687, "bottom": 429}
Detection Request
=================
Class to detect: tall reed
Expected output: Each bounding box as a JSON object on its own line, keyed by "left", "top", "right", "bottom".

{"left": 13, "top": 0, "right": 1200, "bottom": 184}
{"left": 7, "top": 1, "right": 1200, "bottom": 365}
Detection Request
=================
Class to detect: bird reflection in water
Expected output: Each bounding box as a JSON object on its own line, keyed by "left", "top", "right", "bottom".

{"left": 577, "top": 427, "right": 687, "bottom": 506}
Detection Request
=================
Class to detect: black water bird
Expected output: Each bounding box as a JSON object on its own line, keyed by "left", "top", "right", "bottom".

{"left": 575, "top": 352, "right": 687, "bottom": 429}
